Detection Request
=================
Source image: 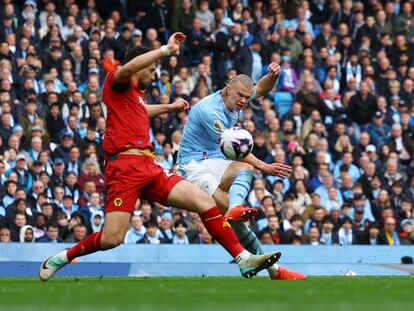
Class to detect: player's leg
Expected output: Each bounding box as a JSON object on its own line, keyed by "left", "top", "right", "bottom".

{"left": 39, "top": 212, "right": 131, "bottom": 281}
{"left": 212, "top": 187, "right": 264, "bottom": 253}
{"left": 205, "top": 160, "right": 258, "bottom": 221}
{"left": 215, "top": 164, "right": 306, "bottom": 280}
{"left": 40, "top": 156, "right": 141, "bottom": 281}
{"left": 165, "top": 179, "right": 281, "bottom": 278}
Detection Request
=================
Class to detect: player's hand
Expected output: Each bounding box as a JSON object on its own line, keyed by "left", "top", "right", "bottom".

{"left": 268, "top": 62, "right": 280, "bottom": 77}
{"left": 167, "top": 32, "right": 186, "bottom": 54}
{"left": 262, "top": 162, "right": 292, "bottom": 178}
{"left": 170, "top": 98, "right": 190, "bottom": 112}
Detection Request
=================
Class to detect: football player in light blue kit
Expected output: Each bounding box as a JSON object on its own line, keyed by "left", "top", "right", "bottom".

{"left": 177, "top": 63, "right": 305, "bottom": 280}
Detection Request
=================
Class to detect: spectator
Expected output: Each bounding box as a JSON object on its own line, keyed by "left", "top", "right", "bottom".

{"left": 379, "top": 217, "right": 401, "bottom": 245}
{"left": 19, "top": 224, "right": 35, "bottom": 242}
{"left": 306, "top": 226, "right": 323, "bottom": 245}
{"left": 399, "top": 220, "right": 414, "bottom": 245}
{"left": 137, "top": 220, "right": 168, "bottom": 244}
{"left": 36, "top": 223, "right": 63, "bottom": 243}
{"left": 124, "top": 214, "right": 147, "bottom": 244}
{"left": 171, "top": 0, "right": 195, "bottom": 35}
{"left": 338, "top": 217, "right": 355, "bottom": 245}
{"left": 77, "top": 158, "right": 105, "bottom": 195}
{"left": 172, "top": 219, "right": 189, "bottom": 244}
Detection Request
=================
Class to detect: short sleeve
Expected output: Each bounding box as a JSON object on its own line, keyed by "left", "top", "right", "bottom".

{"left": 106, "top": 71, "right": 131, "bottom": 92}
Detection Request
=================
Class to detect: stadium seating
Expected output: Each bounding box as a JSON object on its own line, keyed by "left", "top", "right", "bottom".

{"left": 273, "top": 92, "right": 294, "bottom": 118}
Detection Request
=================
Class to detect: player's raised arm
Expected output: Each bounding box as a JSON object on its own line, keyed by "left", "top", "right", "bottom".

{"left": 254, "top": 62, "right": 280, "bottom": 98}
{"left": 145, "top": 98, "right": 190, "bottom": 118}
{"left": 113, "top": 32, "right": 186, "bottom": 84}
{"left": 242, "top": 152, "right": 291, "bottom": 178}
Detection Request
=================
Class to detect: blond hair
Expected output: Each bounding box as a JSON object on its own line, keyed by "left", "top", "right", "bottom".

{"left": 222, "top": 74, "right": 254, "bottom": 97}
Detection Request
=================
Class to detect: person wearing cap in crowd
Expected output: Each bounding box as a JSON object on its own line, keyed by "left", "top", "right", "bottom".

{"left": 399, "top": 219, "right": 414, "bottom": 245}
{"left": 29, "top": 124, "right": 50, "bottom": 150}
{"left": 156, "top": 70, "right": 174, "bottom": 96}
{"left": 51, "top": 131, "right": 75, "bottom": 164}
{"left": 130, "top": 28, "right": 143, "bottom": 48}
{"left": 49, "top": 157, "right": 65, "bottom": 189}
{"left": 367, "top": 110, "right": 391, "bottom": 149}
{"left": 7, "top": 153, "right": 32, "bottom": 192}
{"left": 60, "top": 193, "right": 78, "bottom": 219}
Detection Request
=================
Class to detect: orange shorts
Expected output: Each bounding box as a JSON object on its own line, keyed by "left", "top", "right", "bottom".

{"left": 105, "top": 154, "right": 182, "bottom": 213}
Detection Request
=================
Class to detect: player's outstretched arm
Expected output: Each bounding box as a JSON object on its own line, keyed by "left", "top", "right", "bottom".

{"left": 145, "top": 98, "right": 190, "bottom": 118}
{"left": 242, "top": 152, "right": 291, "bottom": 178}
{"left": 254, "top": 62, "right": 280, "bottom": 98}
{"left": 114, "top": 32, "right": 186, "bottom": 84}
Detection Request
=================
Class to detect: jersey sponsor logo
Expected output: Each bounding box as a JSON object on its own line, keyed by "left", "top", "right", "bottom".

{"left": 114, "top": 198, "right": 123, "bottom": 207}
{"left": 214, "top": 119, "right": 224, "bottom": 132}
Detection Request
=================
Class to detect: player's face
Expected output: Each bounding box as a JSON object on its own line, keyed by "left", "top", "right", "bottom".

{"left": 137, "top": 63, "right": 156, "bottom": 90}
{"left": 228, "top": 83, "right": 253, "bottom": 111}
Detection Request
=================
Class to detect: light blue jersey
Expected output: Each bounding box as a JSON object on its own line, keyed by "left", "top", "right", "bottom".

{"left": 177, "top": 91, "right": 239, "bottom": 165}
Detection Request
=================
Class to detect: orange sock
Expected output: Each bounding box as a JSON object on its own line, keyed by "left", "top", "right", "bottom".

{"left": 67, "top": 232, "right": 102, "bottom": 261}
{"left": 201, "top": 207, "right": 244, "bottom": 257}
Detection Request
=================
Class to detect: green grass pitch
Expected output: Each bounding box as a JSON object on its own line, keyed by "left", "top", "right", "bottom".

{"left": 0, "top": 276, "right": 412, "bottom": 311}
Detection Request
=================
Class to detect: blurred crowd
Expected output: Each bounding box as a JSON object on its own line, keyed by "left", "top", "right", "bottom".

{"left": 0, "top": 0, "right": 414, "bottom": 246}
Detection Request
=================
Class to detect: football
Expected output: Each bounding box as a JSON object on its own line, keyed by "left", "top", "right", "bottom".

{"left": 219, "top": 127, "right": 253, "bottom": 160}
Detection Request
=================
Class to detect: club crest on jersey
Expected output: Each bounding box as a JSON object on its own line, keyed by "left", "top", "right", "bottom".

{"left": 138, "top": 96, "right": 145, "bottom": 105}
{"left": 114, "top": 198, "right": 123, "bottom": 207}
{"left": 214, "top": 119, "right": 224, "bottom": 132}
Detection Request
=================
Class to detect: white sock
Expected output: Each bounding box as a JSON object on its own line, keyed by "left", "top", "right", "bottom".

{"left": 235, "top": 249, "right": 251, "bottom": 264}
{"left": 61, "top": 250, "right": 70, "bottom": 263}
{"left": 267, "top": 264, "right": 280, "bottom": 278}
